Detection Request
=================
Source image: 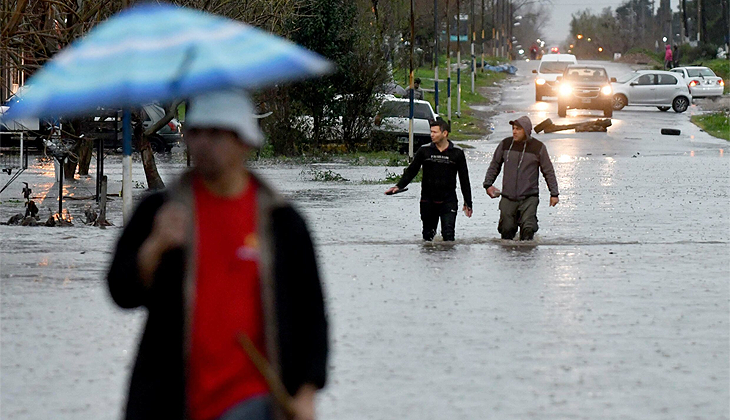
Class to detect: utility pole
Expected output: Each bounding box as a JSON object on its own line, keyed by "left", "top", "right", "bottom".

{"left": 434, "top": 0, "right": 439, "bottom": 114}
{"left": 508, "top": 1, "right": 513, "bottom": 59}
{"left": 492, "top": 0, "right": 497, "bottom": 56}
{"left": 481, "top": 0, "right": 485, "bottom": 72}
{"left": 447, "top": 0, "right": 452, "bottom": 125}
{"left": 501, "top": 0, "right": 506, "bottom": 57}
{"left": 698, "top": 0, "right": 702, "bottom": 43}
{"left": 682, "top": 0, "right": 688, "bottom": 41}
{"left": 457, "top": 0, "right": 462, "bottom": 117}
{"left": 471, "top": 0, "right": 476, "bottom": 93}
{"left": 408, "top": 0, "right": 415, "bottom": 160}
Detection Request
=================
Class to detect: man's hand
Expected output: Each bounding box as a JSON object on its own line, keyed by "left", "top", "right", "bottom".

{"left": 138, "top": 202, "right": 190, "bottom": 286}
{"left": 384, "top": 186, "right": 400, "bottom": 195}
{"left": 290, "top": 384, "right": 317, "bottom": 420}
{"left": 463, "top": 205, "right": 473, "bottom": 218}
{"left": 486, "top": 186, "right": 501, "bottom": 199}
{"left": 550, "top": 196, "right": 559, "bottom": 207}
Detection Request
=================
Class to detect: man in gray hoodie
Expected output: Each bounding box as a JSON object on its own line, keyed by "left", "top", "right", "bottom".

{"left": 483, "top": 116, "right": 559, "bottom": 240}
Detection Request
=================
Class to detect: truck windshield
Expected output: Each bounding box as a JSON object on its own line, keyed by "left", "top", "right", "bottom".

{"left": 379, "top": 102, "right": 434, "bottom": 120}
{"left": 564, "top": 68, "right": 607, "bottom": 81}
{"left": 539, "top": 62, "right": 571, "bottom": 74}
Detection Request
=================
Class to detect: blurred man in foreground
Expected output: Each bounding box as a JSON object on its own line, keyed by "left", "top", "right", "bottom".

{"left": 108, "top": 90, "right": 328, "bottom": 420}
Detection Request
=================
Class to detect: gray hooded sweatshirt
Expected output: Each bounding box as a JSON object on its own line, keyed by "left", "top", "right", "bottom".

{"left": 483, "top": 116, "right": 559, "bottom": 200}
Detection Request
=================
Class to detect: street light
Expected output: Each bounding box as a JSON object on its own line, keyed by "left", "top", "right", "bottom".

{"left": 587, "top": 37, "right": 592, "bottom": 42}
{"left": 598, "top": 47, "right": 603, "bottom": 52}
{"left": 577, "top": 34, "right": 583, "bottom": 39}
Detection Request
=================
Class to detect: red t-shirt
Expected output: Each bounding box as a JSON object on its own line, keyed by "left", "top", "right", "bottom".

{"left": 187, "top": 178, "right": 268, "bottom": 420}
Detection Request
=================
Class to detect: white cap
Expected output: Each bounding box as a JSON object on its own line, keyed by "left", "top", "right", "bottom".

{"left": 185, "top": 90, "right": 264, "bottom": 148}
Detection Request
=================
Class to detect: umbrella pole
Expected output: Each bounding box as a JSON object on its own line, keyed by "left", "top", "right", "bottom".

{"left": 122, "top": 109, "right": 133, "bottom": 225}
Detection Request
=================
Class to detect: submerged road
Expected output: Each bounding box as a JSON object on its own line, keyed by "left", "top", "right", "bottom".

{"left": 1, "top": 60, "right": 728, "bottom": 420}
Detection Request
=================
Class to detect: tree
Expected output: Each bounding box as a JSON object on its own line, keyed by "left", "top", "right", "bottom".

{"left": 262, "top": 0, "right": 389, "bottom": 154}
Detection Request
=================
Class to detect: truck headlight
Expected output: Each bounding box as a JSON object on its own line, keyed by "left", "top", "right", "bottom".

{"left": 559, "top": 83, "right": 572, "bottom": 96}
{"left": 535, "top": 78, "right": 546, "bottom": 85}
{"left": 601, "top": 85, "right": 612, "bottom": 95}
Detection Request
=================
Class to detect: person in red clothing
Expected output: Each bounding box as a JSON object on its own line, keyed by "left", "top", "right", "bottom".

{"left": 108, "top": 90, "right": 328, "bottom": 420}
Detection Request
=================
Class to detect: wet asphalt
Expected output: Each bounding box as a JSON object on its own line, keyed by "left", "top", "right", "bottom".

{"left": 1, "top": 60, "right": 728, "bottom": 420}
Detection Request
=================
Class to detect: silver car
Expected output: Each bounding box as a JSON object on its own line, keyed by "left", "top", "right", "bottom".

{"left": 611, "top": 70, "right": 692, "bottom": 113}
{"left": 669, "top": 66, "right": 724, "bottom": 98}
{"left": 371, "top": 95, "right": 437, "bottom": 153}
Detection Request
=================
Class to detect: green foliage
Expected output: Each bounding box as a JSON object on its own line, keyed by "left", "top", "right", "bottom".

{"left": 691, "top": 112, "right": 730, "bottom": 141}
{"left": 276, "top": 0, "right": 389, "bottom": 153}
{"left": 361, "top": 168, "right": 422, "bottom": 184}
{"left": 703, "top": 60, "right": 730, "bottom": 80}
{"left": 682, "top": 43, "right": 722, "bottom": 64}
{"left": 300, "top": 168, "right": 350, "bottom": 182}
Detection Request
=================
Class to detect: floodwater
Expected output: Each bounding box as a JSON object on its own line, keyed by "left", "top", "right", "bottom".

{"left": 1, "top": 60, "right": 728, "bottom": 420}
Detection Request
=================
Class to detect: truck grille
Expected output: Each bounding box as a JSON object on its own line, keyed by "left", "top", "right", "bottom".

{"left": 574, "top": 87, "right": 600, "bottom": 98}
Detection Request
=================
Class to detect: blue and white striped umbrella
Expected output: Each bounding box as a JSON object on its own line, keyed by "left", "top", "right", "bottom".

{"left": 4, "top": 3, "right": 333, "bottom": 120}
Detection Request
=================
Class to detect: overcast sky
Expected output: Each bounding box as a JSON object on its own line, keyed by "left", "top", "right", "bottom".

{"left": 543, "top": 0, "right": 681, "bottom": 45}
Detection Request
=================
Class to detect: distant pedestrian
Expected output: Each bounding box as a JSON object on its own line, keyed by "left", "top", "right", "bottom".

{"left": 385, "top": 118, "right": 472, "bottom": 241}
{"left": 108, "top": 90, "right": 328, "bottom": 420}
{"left": 673, "top": 45, "right": 680, "bottom": 68}
{"left": 406, "top": 77, "right": 425, "bottom": 100}
{"left": 483, "top": 116, "right": 559, "bottom": 241}
{"left": 664, "top": 44, "right": 674, "bottom": 70}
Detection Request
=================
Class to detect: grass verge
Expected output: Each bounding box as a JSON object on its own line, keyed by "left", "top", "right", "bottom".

{"left": 691, "top": 112, "right": 730, "bottom": 141}
{"left": 701, "top": 59, "right": 730, "bottom": 94}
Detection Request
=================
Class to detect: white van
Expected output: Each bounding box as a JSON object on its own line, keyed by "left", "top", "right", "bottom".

{"left": 532, "top": 54, "right": 577, "bottom": 101}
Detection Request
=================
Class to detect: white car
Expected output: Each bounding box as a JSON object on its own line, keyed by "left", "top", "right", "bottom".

{"left": 669, "top": 66, "right": 724, "bottom": 98}
{"left": 371, "top": 95, "right": 437, "bottom": 153}
{"left": 611, "top": 70, "right": 692, "bottom": 113}
{"left": 532, "top": 53, "right": 577, "bottom": 101}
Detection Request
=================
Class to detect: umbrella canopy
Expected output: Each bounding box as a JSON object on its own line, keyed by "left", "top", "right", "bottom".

{"left": 4, "top": 3, "right": 333, "bottom": 120}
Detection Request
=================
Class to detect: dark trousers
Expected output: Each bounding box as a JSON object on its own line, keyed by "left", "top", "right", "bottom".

{"left": 420, "top": 201, "right": 458, "bottom": 241}
{"left": 498, "top": 196, "right": 539, "bottom": 240}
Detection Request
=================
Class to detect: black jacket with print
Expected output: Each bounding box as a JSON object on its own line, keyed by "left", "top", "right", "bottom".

{"left": 397, "top": 141, "right": 472, "bottom": 208}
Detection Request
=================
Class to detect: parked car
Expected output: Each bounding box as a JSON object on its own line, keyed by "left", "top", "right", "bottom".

{"left": 532, "top": 53, "right": 577, "bottom": 101}
{"left": 88, "top": 103, "right": 182, "bottom": 152}
{"left": 557, "top": 65, "right": 616, "bottom": 118}
{"left": 669, "top": 66, "right": 724, "bottom": 98}
{"left": 139, "top": 103, "right": 182, "bottom": 152}
{"left": 370, "top": 95, "right": 437, "bottom": 153}
{"left": 611, "top": 70, "right": 692, "bottom": 113}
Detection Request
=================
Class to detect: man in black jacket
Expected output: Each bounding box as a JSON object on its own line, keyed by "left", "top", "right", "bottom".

{"left": 107, "top": 90, "right": 327, "bottom": 420}
{"left": 483, "top": 115, "right": 559, "bottom": 240}
{"left": 385, "top": 118, "right": 472, "bottom": 241}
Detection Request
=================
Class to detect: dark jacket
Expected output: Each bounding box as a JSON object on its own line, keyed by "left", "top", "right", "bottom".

{"left": 483, "top": 136, "right": 559, "bottom": 201}
{"left": 107, "top": 172, "right": 328, "bottom": 420}
{"left": 397, "top": 141, "right": 473, "bottom": 208}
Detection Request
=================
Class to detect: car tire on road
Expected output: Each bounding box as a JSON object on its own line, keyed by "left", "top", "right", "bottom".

{"left": 149, "top": 136, "right": 166, "bottom": 153}
{"left": 657, "top": 106, "right": 670, "bottom": 112}
{"left": 612, "top": 94, "right": 627, "bottom": 110}
{"left": 672, "top": 96, "right": 689, "bottom": 113}
{"left": 557, "top": 103, "right": 567, "bottom": 118}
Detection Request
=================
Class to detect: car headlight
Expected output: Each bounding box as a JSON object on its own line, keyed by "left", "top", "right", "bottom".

{"left": 559, "top": 83, "right": 572, "bottom": 96}
{"left": 601, "top": 85, "right": 612, "bottom": 95}
{"left": 535, "top": 78, "right": 546, "bottom": 85}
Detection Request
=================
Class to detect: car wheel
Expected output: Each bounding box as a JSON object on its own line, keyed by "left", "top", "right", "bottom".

{"left": 149, "top": 136, "right": 165, "bottom": 153}
{"left": 672, "top": 96, "right": 689, "bottom": 113}
{"left": 612, "top": 94, "right": 627, "bottom": 110}
{"left": 603, "top": 106, "right": 613, "bottom": 118}
{"left": 657, "top": 106, "right": 670, "bottom": 112}
{"left": 557, "top": 103, "right": 567, "bottom": 118}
